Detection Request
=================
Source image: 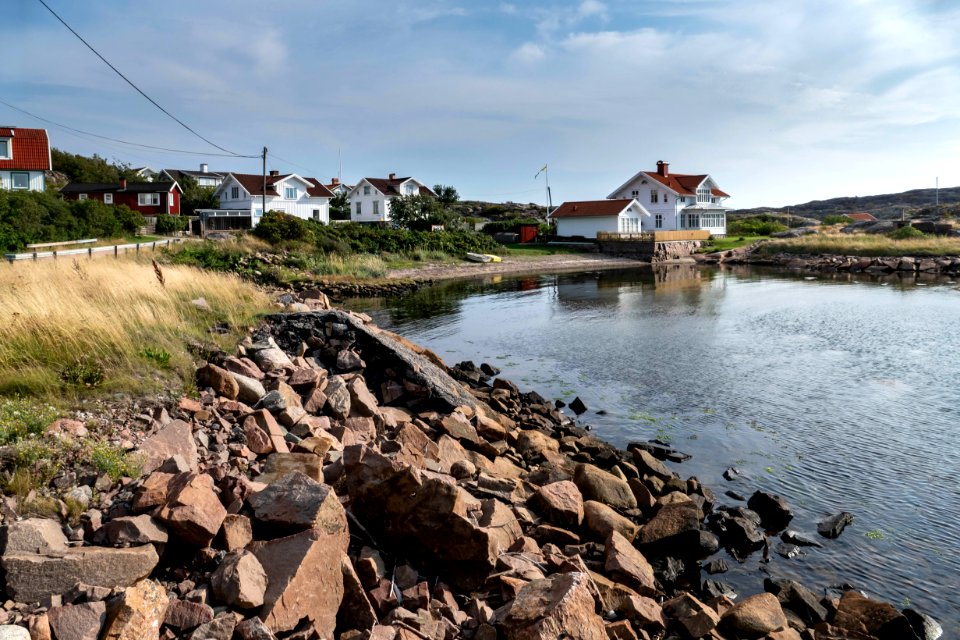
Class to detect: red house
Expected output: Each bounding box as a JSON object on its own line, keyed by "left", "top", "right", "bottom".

{"left": 60, "top": 178, "right": 182, "bottom": 215}
{"left": 0, "top": 126, "right": 51, "bottom": 192}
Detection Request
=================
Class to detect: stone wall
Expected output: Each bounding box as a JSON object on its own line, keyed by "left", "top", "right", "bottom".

{"left": 598, "top": 239, "right": 703, "bottom": 262}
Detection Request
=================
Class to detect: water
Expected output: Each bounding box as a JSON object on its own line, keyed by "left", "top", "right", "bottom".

{"left": 345, "top": 264, "right": 960, "bottom": 634}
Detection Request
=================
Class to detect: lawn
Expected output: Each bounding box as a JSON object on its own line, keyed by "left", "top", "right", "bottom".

{"left": 502, "top": 243, "right": 588, "bottom": 257}
{"left": 698, "top": 235, "right": 766, "bottom": 252}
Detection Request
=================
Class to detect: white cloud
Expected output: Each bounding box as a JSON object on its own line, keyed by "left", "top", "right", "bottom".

{"left": 500, "top": 3, "right": 517, "bottom": 14}
{"left": 512, "top": 42, "right": 547, "bottom": 64}
{"left": 577, "top": 0, "right": 607, "bottom": 19}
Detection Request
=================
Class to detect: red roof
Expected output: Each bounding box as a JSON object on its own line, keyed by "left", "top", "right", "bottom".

{"left": 363, "top": 177, "right": 436, "bottom": 197}
{"left": 551, "top": 199, "right": 637, "bottom": 219}
{"left": 229, "top": 173, "right": 332, "bottom": 198}
{"left": 306, "top": 178, "right": 334, "bottom": 198}
{"left": 847, "top": 212, "right": 876, "bottom": 222}
{"left": 643, "top": 171, "right": 730, "bottom": 198}
{"left": 0, "top": 127, "right": 50, "bottom": 171}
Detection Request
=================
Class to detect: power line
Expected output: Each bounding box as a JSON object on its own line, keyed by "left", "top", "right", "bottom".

{"left": 35, "top": 0, "right": 251, "bottom": 158}
{"left": 268, "top": 152, "right": 322, "bottom": 177}
{"left": 0, "top": 98, "right": 258, "bottom": 158}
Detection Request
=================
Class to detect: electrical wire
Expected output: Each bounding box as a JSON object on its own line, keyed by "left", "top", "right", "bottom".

{"left": 35, "top": 0, "right": 253, "bottom": 158}
{"left": 0, "top": 98, "right": 258, "bottom": 158}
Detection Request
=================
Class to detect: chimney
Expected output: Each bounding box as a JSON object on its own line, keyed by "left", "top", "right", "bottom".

{"left": 269, "top": 170, "right": 279, "bottom": 177}
{"left": 200, "top": 163, "right": 209, "bottom": 173}
{"left": 331, "top": 177, "right": 339, "bottom": 185}
{"left": 388, "top": 172, "right": 396, "bottom": 180}
{"left": 656, "top": 161, "right": 669, "bottom": 177}
{"left": 119, "top": 178, "right": 127, "bottom": 189}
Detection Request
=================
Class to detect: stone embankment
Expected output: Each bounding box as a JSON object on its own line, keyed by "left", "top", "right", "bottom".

{"left": 0, "top": 302, "right": 944, "bottom": 640}
{"left": 699, "top": 246, "right": 960, "bottom": 276}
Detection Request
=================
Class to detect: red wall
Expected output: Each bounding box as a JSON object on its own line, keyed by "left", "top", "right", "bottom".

{"left": 63, "top": 189, "right": 180, "bottom": 215}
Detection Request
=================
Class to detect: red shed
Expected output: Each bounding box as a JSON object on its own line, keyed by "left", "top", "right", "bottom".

{"left": 60, "top": 179, "right": 182, "bottom": 215}
{"left": 518, "top": 223, "right": 539, "bottom": 243}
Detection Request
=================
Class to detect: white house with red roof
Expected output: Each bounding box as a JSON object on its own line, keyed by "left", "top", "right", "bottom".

{"left": 550, "top": 199, "right": 649, "bottom": 239}
{"left": 202, "top": 171, "right": 334, "bottom": 229}
{"left": 0, "top": 126, "right": 51, "bottom": 192}
{"left": 607, "top": 161, "right": 730, "bottom": 235}
{"left": 348, "top": 173, "right": 435, "bottom": 224}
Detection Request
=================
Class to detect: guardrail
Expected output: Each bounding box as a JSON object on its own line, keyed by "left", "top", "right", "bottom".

{"left": 597, "top": 230, "right": 712, "bottom": 242}
{"left": 27, "top": 238, "right": 98, "bottom": 249}
{"left": 4, "top": 238, "right": 184, "bottom": 263}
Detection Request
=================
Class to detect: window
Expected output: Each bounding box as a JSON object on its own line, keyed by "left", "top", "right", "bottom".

{"left": 139, "top": 193, "right": 160, "bottom": 206}
{"left": 0, "top": 139, "right": 10, "bottom": 159}
{"left": 631, "top": 190, "right": 639, "bottom": 198}
{"left": 650, "top": 190, "right": 659, "bottom": 204}
{"left": 405, "top": 183, "right": 416, "bottom": 195}
{"left": 103, "top": 193, "right": 113, "bottom": 204}
{"left": 285, "top": 186, "right": 297, "bottom": 199}
{"left": 11, "top": 172, "right": 29, "bottom": 190}
{"left": 373, "top": 200, "right": 379, "bottom": 216}
{"left": 697, "top": 185, "right": 711, "bottom": 203}
{"left": 231, "top": 186, "right": 239, "bottom": 200}
{"left": 363, "top": 185, "right": 371, "bottom": 196}
{"left": 312, "top": 209, "right": 320, "bottom": 221}
{"left": 355, "top": 201, "right": 362, "bottom": 215}
{"left": 78, "top": 193, "right": 88, "bottom": 201}
{"left": 254, "top": 209, "right": 263, "bottom": 217}
{"left": 655, "top": 214, "right": 663, "bottom": 229}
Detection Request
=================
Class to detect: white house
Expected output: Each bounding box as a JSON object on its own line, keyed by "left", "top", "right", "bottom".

{"left": 0, "top": 126, "right": 51, "bottom": 192}
{"left": 551, "top": 199, "right": 650, "bottom": 239}
{"left": 348, "top": 173, "right": 436, "bottom": 224}
{"left": 199, "top": 171, "right": 333, "bottom": 230}
{"left": 160, "top": 164, "right": 226, "bottom": 189}
{"left": 324, "top": 177, "right": 354, "bottom": 196}
{"left": 607, "top": 161, "right": 730, "bottom": 236}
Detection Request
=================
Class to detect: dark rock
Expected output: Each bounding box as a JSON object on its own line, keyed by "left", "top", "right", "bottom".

{"left": 704, "top": 558, "right": 728, "bottom": 574}
{"left": 818, "top": 512, "right": 854, "bottom": 539}
{"left": 707, "top": 507, "right": 766, "bottom": 557}
{"left": 248, "top": 471, "right": 346, "bottom": 535}
{"left": 747, "top": 490, "right": 794, "bottom": 531}
{"left": 775, "top": 543, "right": 802, "bottom": 559}
{"left": 568, "top": 397, "right": 588, "bottom": 415}
{"left": 764, "top": 578, "right": 828, "bottom": 626}
{"left": 903, "top": 609, "right": 943, "bottom": 640}
{"left": 781, "top": 530, "right": 823, "bottom": 548}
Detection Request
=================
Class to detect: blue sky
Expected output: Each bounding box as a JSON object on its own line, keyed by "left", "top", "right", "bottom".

{"left": 4, "top": 0, "right": 960, "bottom": 208}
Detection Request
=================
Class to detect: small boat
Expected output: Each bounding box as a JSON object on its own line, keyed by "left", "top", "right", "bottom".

{"left": 484, "top": 254, "right": 502, "bottom": 263}
{"left": 465, "top": 252, "right": 492, "bottom": 263}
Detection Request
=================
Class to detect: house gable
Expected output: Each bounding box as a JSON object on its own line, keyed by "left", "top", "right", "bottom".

{"left": 0, "top": 127, "right": 51, "bottom": 172}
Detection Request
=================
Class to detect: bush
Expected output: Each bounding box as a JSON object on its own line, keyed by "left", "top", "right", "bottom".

{"left": 155, "top": 214, "right": 189, "bottom": 234}
{"left": 727, "top": 216, "right": 788, "bottom": 236}
{"left": 0, "top": 397, "right": 59, "bottom": 445}
{"left": 253, "top": 211, "right": 315, "bottom": 244}
{"left": 303, "top": 221, "right": 501, "bottom": 255}
{"left": 888, "top": 225, "right": 926, "bottom": 239}
{"left": 481, "top": 218, "right": 542, "bottom": 235}
{"left": 822, "top": 215, "right": 854, "bottom": 225}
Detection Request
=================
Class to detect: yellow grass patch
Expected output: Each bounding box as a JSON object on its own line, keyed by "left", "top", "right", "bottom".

{"left": 759, "top": 233, "right": 960, "bottom": 257}
{"left": 0, "top": 256, "right": 271, "bottom": 397}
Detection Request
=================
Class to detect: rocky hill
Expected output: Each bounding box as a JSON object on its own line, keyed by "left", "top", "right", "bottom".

{"left": 737, "top": 186, "right": 960, "bottom": 220}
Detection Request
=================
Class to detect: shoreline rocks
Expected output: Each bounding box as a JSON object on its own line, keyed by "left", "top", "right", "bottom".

{"left": 0, "top": 309, "right": 943, "bottom": 640}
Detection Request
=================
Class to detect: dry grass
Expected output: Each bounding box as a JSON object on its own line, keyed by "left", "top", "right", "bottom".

{"left": 0, "top": 256, "right": 271, "bottom": 398}
{"left": 758, "top": 233, "right": 960, "bottom": 257}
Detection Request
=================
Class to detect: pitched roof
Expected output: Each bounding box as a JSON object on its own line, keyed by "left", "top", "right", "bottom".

{"left": 551, "top": 199, "right": 640, "bottom": 219}
{"left": 306, "top": 179, "right": 334, "bottom": 198}
{"left": 164, "top": 168, "right": 226, "bottom": 180}
{"left": 0, "top": 127, "right": 50, "bottom": 171}
{"left": 227, "top": 173, "right": 332, "bottom": 198}
{"left": 610, "top": 166, "right": 730, "bottom": 200}
{"left": 846, "top": 212, "right": 876, "bottom": 222}
{"left": 60, "top": 181, "right": 179, "bottom": 194}
{"left": 362, "top": 177, "right": 436, "bottom": 198}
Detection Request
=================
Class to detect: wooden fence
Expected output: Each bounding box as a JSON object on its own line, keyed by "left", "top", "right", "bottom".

{"left": 4, "top": 238, "right": 184, "bottom": 263}
{"left": 596, "top": 230, "right": 711, "bottom": 242}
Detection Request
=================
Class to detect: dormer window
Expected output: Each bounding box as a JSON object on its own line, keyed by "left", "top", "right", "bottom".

{"left": 0, "top": 139, "right": 10, "bottom": 159}
{"left": 405, "top": 183, "right": 416, "bottom": 195}
{"left": 697, "top": 185, "right": 711, "bottom": 203}
{"left": 285, "top": 186, "right": 297, "bottom": 199}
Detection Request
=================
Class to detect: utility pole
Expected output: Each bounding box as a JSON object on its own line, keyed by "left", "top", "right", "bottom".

{"left": 262, "top": 146, "right": 268, "bottom": 221}
{"left": 936, "top": 176, "right": 940, "bottom": 217}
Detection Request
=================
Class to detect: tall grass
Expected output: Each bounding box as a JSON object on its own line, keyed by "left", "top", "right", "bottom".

{"left": 0, "top": 256, "right": 271, "bottom": 398}
{"left": 758, "top": 234, "right": 960, "bottom": 257}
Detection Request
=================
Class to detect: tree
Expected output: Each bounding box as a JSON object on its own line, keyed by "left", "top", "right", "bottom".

{"left": 177, "top": 174, "right": 219, "bottom": 216}
{"left": 433, "top": 184, "right": 459, "bottom": 206}
{"left": 330, "top": 191, "right": 351, "bottom": 221}
{"left": 52, "top": 148, "right": 120, "bottom": 183}
{"left": 389, "top": 194, "right": 454, "bottom": 231}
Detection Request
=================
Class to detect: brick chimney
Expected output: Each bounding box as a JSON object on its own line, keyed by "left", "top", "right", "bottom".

{"left": 656, "top": 161, "right": 669, "bottom": 177}
{"left": 119, "top": 178, "right": 127, "bottom": 189}
{"left": 269, "top": 170, "right": 279, "bottom": 177}
{"left": 388, "top": 172, "right": 396, "bottom": 180}
{"left": 331, "top": 177, "right": 339, "bottom": 185}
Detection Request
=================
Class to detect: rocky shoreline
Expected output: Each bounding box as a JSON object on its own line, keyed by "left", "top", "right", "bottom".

{"left": 698, "top": 246, "right": 960, "bottom": 276}
{"left": 0, "top": 304, "right": 944, "bottom": 640}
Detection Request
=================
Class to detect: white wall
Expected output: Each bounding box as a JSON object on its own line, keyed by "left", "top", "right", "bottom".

{"left": 217, "top": 176, "right": 329, "bottom": 225}
{"left": 0, "top": 170, "right": 45, "bottom": 192}
{"left": 556, "top": 216, "right": 621, "bottom": 239}
{"left": 350, "top": 180, "right": 392, "bottom": 223}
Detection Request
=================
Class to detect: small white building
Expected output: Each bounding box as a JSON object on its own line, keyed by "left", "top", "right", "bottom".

{"left": 160, "top": 164, "right": 226, "bottom": 189}
{"left": 0, "top": 126, "right": 51, "bottom": 192}
{"left": 551, "top": 199, "right": 650, "bottom": 239}
{"left": 199, "top": 171, "right": 333, "bottom": 230}
{"left": 607, "top": 161, "right": 730, "bottom": 236}
{"left": 348, "top": 173, "right": 435, "bottom": 224}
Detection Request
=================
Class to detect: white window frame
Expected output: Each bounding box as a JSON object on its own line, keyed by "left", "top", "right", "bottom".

{"left": 312, "top": 209, "right": 320, "bottom": 221}
{"left": 138, "top": 193, "right": 160, "bottom": 206}
{"left": 355, "top": 201, "right": 362, "bottom": 215}
{"left": 655, "top": 214, "right": 663, "bottom": 229}
{"left": 0, "top": 139, "right": 10, "bottom": 160}
{"left": 373, "top": 200, "right": 379, "bottom": 216}
{"left": 11, "top": 172, "right": 30, "bottom": 190}
{"left": 285, "top": 186, "right": 297, "bottom": 199}
{"left": 363, "top": 185, "right": 371, "bottom": 195}
{"left": 650, "top": 190, "right": 659, "bottom": 204}
{"left": 405, "top": 183, "right": 416, "bottom": 195}
{"left": 631, "top": 190, "right": 639, "bottom": 198}
{"left": 103, "top": 193, "right": 113, "bottom": 204}
{"left": 78, "top": 193, "right": 88, "bottom": 201}
{"left": 697, "top": 185, "right": 711, "bottom": 203}
{"left": 230, "top": 186, "right": 239, "bottom": 200}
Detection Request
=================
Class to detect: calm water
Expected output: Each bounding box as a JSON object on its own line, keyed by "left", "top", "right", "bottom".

{"left": 346, "top": 265, "right": 960, "bottom": 634}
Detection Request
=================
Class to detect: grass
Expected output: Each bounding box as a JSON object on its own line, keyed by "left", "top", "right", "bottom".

{"left": 757, "top": 232, "right": 960, "bottom": 257}
{"left": 502, "top": 243, "right": 588, "bottom": 257}
{"left": 699, "top": 235, "right": 766, "bottom": 252}
{"left": 0, "top": 256, "right": 271, "bottom": 399}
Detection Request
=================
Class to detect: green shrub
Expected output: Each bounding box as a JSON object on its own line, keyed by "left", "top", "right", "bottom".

{"left": 0, "top": 397, "right": 59, "bottom": 445}
{"left": 253, "top": 211, "right": 315, "bottom": 244}
{"left": 59, "top": 356, "right": 106, "bottom": 388}
{"left": 727, "top": 216, "right": 788, "bottom": 236}
{"left": 822, "top": 214, "right": 854, "bottom": 225}
{"left": 139, "top": 347, "right": 172, "bottom": 367}
{"left": 888, "top": 225, "right": 925, "bottom": 239}
{"left": 155, "top": 214, "right": 189, "bottom": 234}
{"left": 88, "top": 441, "right": 142, "bottom": 482}
{"left": 304, "top": 221, "right": 501, "bottom": 255}
{"left": 481, "top": 218, "right": 542, "bottom": 235}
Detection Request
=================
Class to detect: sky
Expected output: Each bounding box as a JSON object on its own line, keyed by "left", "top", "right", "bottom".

{"left": 3, "top": 0, "right": 960, "bottom": 209}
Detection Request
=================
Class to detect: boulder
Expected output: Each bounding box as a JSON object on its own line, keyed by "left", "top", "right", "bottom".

{"left": 662, "top": 592, "right": 720, "bottom": 638}
{"left": 196, "top": 364, "right": 239, "bottom": 400}
{"left": 250, "top": 528, "right": 347, "bottom": 636}
{"left": 230, "top": 372, "right": 266, "bottom": 405}
{"left": 163, "top": 599, "right": 214, "bottom": 631}
{"left": 235, "top": 617, "right": 279, "bottom": 640}
{"left": 156, "top": 472, "right": 227, "bottom": 547}
{"left": 244, "top": 410, "right": 290, "bottom": 455}
{"left": 188, "top": 614, "right": 237, "bottom": 640}
{"left": 721, "top": 592, "right": 788, "bottom": 636}
{"left": 832, "top": 590, "right": 917, "bottom": 640}
{"left": 529, "top": 481, "right": 584, "bottom": 528}
{"left": 248, "top": 472, "right": 348, "bottom": 538}
{"left": 502, "top": 572, "right": 607, "bottom": 640}
{"left": 818, "top": 512, "right": 854, "bottom": 539}
{"left": 324, "top": 376, "right": 352, "bottom": 420}
{"left": 251, "top": 347, "right": 294, "bottom": 374}
{"left": 138, "top": 420, "right": 199, "bottom": 474}
{"left": 0, "top": 627, "right": 29, "bottom": 640}
{"left": 254, "top": 452, "right": 323, "bottom": 484}
{"left": 46, "top": 602, "right": 107, "bottom": 640}
{"left": 1, "top": 545, "right": 158, "bottom": 604}
{"left": 632, "top": 449, "right": 673, "bottom": 480}
{"left": 210, "top": 550, "right": 267, "bottom": 609}
{"left": 101, "top": 515, "right": 168, "bottom": 545}
{"left": 637, "top": 502, "right": 701, "bottom": 546}
{"left": 583, "top": 500, "right": 639, "bottom": 541}
{"left": 242, "top": 416, "right": 274, "bottom": 455}
{"left": 347, "top": 377, "right": 379, "bottom": 417}
{"left": 708, "top": 507, "right": 766, "bottom": 555}
{"left": 747, "top": 491, "right": 794, "bottom": 531}
{"left": 100, "top": 578, "right": 169, "bottom": 640}
{"left": 603, "top": 531, "right": 656, "bottom": 595}
{"left": 131, "top": 472, "right": 175, "bottom": 512}
{"left": 0, "top": 518, "right": 68, "bottom": 554}
{"left": 221, "top": 514, "right": 253, "bottom": 551}
{"left": 573, "top": 463, "right": 637, "bottom": 510}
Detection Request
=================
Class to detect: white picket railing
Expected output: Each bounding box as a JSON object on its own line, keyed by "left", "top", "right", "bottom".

{"left": 4, "top": 238, "right": 184, "bottom": 263}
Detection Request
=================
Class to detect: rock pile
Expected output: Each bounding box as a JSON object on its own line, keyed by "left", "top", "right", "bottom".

{"left": 0, "top": 310, "right": 942, "bottom": 640}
